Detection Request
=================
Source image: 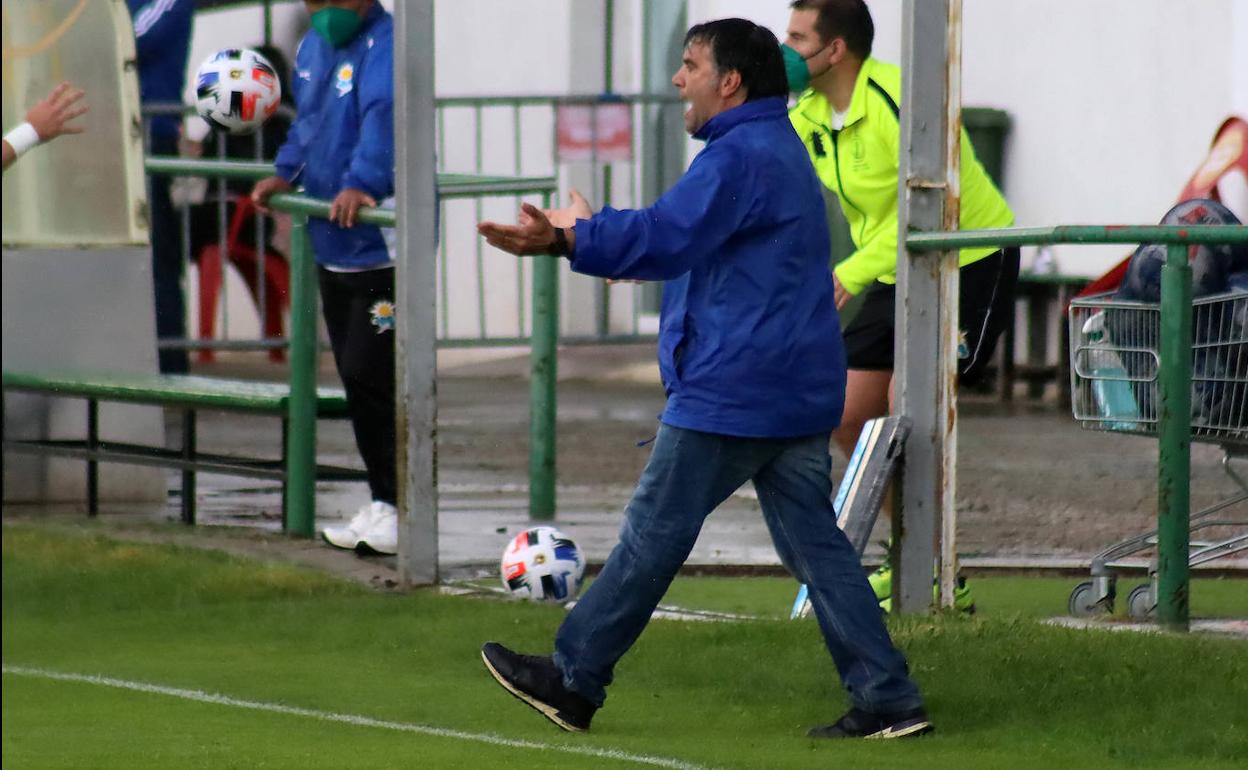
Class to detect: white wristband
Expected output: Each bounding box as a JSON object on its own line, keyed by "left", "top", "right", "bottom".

{"left": 4, "top": 122, "right": 42, "bottom": 158}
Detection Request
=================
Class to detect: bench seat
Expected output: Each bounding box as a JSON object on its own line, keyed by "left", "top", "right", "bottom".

{"left": 2, "top": 370, "right": 351, "bottom": 415}
{"left": 2, "top": 369, "right": 365, "bottom": 528}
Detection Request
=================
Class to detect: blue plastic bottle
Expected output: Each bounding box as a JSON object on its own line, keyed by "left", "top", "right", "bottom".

{"left": 1082, "top": 312, "right": 1140, "bottom": 431}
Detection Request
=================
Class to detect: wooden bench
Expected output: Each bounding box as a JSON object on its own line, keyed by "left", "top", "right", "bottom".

{"left": 997, "top": 273, "right": 1090, "bottom": 406}
{"left": 1, "top": 370, "right": 366, "bottom": 528}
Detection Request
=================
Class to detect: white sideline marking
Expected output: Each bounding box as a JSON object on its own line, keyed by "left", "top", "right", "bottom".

{"left": 440, "top": 583, "right": 762, "bottom": 624}
{"left": 2, "top": 664, "right": 710, "bottom": 770}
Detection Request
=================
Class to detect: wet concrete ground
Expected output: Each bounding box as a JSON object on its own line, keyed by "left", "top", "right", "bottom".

{"left": 5, "top": 345, "right": 1242, "bottom": 585}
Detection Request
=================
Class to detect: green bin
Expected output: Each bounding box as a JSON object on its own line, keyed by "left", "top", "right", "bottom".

{"left": 963, "top": 107, "right": 1011, "bottom": 187}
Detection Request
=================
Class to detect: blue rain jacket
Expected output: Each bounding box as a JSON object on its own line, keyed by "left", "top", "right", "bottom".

{"left": 571, "top": 97, "right": 846, "bottom": 438}
{"left": 274, "top": 3, "right": 394, "bottom": 269}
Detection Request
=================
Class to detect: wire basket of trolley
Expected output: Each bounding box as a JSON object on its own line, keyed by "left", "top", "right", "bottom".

{"left": 1066, "top": 200, "right": 1248, "bottom": 620}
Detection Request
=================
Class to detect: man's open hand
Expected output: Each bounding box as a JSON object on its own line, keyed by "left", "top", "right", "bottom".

{"left": 26, "top": 82, "right": 87, "bottom": 141}
{"left": 478, "top": 203, "right": 559, "bottom": 256}
{"left": 544, "top": 189, "right": 592, "bottom": 228}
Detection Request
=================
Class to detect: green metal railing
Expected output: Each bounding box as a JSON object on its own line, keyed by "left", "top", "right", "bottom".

{"left": 434, "top": 93, "right": 685, "bottom": 339}
{"left": 145, "top": 95, "right": 684, "bottom": 350}
{"left": 145, "top": 157, "right": 560, "bottom": 534}
{"left": 907, "top": 224, "right": 1248, "bottom": 630}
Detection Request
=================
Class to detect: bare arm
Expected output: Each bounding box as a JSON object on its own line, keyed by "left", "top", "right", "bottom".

{"left": 26, "top": 82, "right": 88, "bottom": 141}
{"left": 3, "top": 82, "right": 88, "bottom": 172}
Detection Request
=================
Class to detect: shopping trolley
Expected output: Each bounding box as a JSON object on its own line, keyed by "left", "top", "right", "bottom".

{"left": 1066, "top": 289, "right": 1248, "bottom": 619}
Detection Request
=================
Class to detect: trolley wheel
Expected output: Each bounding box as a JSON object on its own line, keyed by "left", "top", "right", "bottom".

{"left": 1126, "top": 584, "right": 1155, "bottom": 620}
{"left": 1068, "top": 580, "right": 1113, "bottom": 616}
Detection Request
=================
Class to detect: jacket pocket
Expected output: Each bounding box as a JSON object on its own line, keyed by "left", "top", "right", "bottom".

{"left": 673, "top": 316, "right": 699, "bottom": 382}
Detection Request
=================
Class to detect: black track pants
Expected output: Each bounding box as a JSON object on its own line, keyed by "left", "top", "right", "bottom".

{"left": 318, "top": 266, "right": 397, "bottom": 504}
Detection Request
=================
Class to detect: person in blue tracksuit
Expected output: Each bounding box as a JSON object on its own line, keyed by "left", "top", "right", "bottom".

{"left": 252, "top": 0, "right": 398, "bottom": 555}
{"left": 478, "top": 19, "right": 930, "bottom": 741}
{"left": 128, "top": 0, "right": 195, "bottom": 374}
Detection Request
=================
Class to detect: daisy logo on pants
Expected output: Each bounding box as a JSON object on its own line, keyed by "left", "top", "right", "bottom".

{"left": 369, "top": 300, "right": 395, "bottom": 333}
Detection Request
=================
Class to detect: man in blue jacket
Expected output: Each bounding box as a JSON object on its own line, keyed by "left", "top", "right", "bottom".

{"left": 478, "top": 18, "right": 930, "bottom": 741}
{"left": 128, "top": 0, "right": 194, "bottom": 374}
{"left": 252, "top": 0, "right": 398, "bottom": 554}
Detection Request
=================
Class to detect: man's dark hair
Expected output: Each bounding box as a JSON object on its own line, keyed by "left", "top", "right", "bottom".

{"left": 790, "top": 0, "right": 874, "bottom": 59}
{"left": 683, "top": 18, "right": 788, "bottom": 102}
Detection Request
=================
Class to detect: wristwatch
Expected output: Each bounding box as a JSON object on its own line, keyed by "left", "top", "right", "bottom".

{"left": 549, "top": 227, "right": 570, "bottom": 257}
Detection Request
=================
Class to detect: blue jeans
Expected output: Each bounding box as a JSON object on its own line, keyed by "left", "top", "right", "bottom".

{"left": 553, "top": 423, "right": 923, "bottom": 713}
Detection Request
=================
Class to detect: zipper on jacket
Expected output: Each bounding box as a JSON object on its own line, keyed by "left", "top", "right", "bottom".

{"left": 829, "top": 129, "right": 867, "bottom": 245}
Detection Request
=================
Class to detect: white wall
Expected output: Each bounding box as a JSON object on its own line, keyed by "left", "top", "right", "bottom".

{"left": 960, "top": 0, "right": 1240, "bottom": 274}
{"left": 187, "top": 0, "right": 654, "bottom": 341}
{"left": 183, "top": 0, "right": 1247, "bottom": 342}
{"left": 189, "top": 0, "right": 588, "bottom": 88}
{"left": 1237, "top": 0, "right": 1248, "bottom": 118}
{"left": 691, "top": 0, "right": 1246, "bottom": 277}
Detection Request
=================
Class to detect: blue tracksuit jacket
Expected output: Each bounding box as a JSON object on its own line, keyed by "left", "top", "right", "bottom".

{"left": 571, "top": 97, "right": 846, "bottom": 438}
{"left": 128, "top": 0, "right": 195, "bottom": 140}
{"left": 274, "top": 3, "right": 394, "bottom": 269}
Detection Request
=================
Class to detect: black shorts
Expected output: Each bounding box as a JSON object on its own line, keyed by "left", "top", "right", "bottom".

{"left": 842, "top": 247, "right": 1020, "bottom": 386}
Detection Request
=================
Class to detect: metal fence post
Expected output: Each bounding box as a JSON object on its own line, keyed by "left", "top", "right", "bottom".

{"left": 395, "top": 0, "right": 440, "bottom": 587}
{"left": 1156, "top": 242, "right": 1193, "bottom": 630}
{"left": 896, "top": 0, "right": 962, "bottom": 613}
{"left": 598, "top": 0, "right": 616, "bottom": 340}
{"left": 284, "top": 213, "right": 317, "bottom": 537}
{"left": 529, "top": 191, "right": 559, "bottom": 519}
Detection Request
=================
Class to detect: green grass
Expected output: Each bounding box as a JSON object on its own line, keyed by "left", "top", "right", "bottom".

{"left": 653, "top": 573, "right": 1248, "bottom": 620}
{"left": 4, "top": 523, "right": 1247, "bottom": 769}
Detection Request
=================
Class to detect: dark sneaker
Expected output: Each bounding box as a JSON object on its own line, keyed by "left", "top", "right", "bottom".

{"left": 480, "top": 642, "right": 596, "bottom": 732}
{"left": 807, "top": 707, "right": 933, "bottom": 740}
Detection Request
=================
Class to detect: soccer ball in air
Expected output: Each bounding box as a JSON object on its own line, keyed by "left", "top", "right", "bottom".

{"left": 194, "top": 48, "right": 281, "bottom": 135}
{"left": 500, "top": 526, "right": 585, "bottom": 603}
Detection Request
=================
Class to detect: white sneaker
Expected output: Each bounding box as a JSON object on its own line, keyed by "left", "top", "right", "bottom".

{"left": 357, "top": 503, "right": 398, "bottom": 555}
{"left": 321, "top": 501, "right": 385, "bottom": 550}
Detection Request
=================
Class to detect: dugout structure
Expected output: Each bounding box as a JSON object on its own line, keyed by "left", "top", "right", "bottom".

{"left": 2, "top": 0, "right": 166, "bottom": 505}
{"left": 4, "top": 1, "right": 558, "bottom": 591}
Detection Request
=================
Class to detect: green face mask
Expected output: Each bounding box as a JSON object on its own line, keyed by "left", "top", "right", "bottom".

{"left": 778, "top": 44, "right": 808, "bottom": 93}
{"left": 311, "top": 6, "right": 363, "bottom": 48}
{"left": 781, "top": 43, "right": 831, "bottom": 93}
{"left": 781, "top": 44, "right": 811, "bottom": 93}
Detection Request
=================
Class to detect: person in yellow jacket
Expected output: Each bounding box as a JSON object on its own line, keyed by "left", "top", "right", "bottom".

{"left": 784, "top": 0, "right": 1019, "bottom": 612}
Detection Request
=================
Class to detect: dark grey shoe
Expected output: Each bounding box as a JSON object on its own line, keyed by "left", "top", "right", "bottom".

{"left": 480, "top": 642, "right": 597, "bottom": 732}
{"left": 807, "top": 706, "right": 933, "bottom": 739}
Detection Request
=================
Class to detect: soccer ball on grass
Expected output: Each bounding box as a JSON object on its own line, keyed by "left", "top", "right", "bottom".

{"left": 500, "top": 526, "right": 585, "bottom": 603}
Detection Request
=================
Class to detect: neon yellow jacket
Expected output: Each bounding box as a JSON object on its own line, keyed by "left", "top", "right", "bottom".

{"left": 789, "top": 58, "right": 1014, "bottom": 295}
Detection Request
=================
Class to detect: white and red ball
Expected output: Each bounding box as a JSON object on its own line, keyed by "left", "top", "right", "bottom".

{"left": 500, "top": 526, "right": 585, "bottom": 603}
{"left": 194, "top": 48, "right": 281, "bottom": 136}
